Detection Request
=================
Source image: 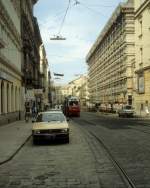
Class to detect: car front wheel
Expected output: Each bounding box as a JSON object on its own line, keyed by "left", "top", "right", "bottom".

{"left": 65, "top": 137, "right": 69, "bottom": 143}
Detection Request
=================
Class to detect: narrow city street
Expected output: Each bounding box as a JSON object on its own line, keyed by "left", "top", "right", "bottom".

{"left": 0, "top": 112, "right": 150, "bottom": 188}
{"left": 1, "top": 0, "right": 150, "bottom": 187}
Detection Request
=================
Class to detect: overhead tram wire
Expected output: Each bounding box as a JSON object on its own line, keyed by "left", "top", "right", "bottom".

{"left": 50, "top": 0, "right": 71, "bottom": 40}
{"left": 74, "top": 1, "right": 106, "bottom": 17}
{"left": 38, "top": 8, "right": 68, "bottom": 28}
{"left": 81, "top": 3, "right": 116, "bottom": 8}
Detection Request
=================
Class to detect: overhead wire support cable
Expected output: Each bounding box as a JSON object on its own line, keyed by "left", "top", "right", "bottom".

{"left": 50, "top": 0, "right": 71, "bottom": 40}
{"left": 57, "top": 0, "right": 71, "bottom": 35}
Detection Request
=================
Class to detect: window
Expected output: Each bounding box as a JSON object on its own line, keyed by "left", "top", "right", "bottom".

{"left": 138, "top": 17, "right": 143, "bottom": 37}
{"left": 140, "top": 47, "right": 143, "bottom": 66}
{"left": 138, "top": 74, "right": 145, "bottom": 94}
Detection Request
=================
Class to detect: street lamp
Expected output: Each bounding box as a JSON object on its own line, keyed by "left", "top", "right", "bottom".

{"left": 50, "top": 35, "right": 66, "bottom": 40}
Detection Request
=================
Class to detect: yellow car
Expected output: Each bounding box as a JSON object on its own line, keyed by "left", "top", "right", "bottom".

{"left": 32, "top": 111, "right": 69, "bottom": 144}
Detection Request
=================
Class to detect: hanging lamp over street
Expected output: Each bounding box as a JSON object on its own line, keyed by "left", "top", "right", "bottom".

{"left": 50, "top": 35, "right": 66, "bottom": 40}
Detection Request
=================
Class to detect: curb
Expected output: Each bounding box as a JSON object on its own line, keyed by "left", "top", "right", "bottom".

{"left": 0, "top": 134, "right": 32, "bottom": 166}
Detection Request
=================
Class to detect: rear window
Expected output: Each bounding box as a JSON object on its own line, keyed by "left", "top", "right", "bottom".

{"left": 36, "top": 113, "right": 65, "bottom": 122}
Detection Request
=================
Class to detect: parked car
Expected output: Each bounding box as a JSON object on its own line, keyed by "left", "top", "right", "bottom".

{"left": 32, "top": 111, "right": 69, "bottom": 144}
{"left": 118, "top": 105, "right": 134, "bottom": 117}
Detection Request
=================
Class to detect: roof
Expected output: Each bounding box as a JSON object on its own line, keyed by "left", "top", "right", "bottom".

{"left": 86, "top": 1, "right": 134, "bottom": 62}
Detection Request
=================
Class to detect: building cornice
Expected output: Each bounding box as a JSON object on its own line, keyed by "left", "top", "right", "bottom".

{"left": 0, "top": 52, "right": 22, "bottom": 78}
{"left": 135, "top": 0, "right": 150, "bottom": 18}
{"left": 86, "top": 2, "right": 134, "bottom": 62}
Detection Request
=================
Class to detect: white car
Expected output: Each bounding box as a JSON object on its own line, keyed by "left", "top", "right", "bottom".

{"left": 32, "top": 111, "right": 69, "bottom": 144}
{"left": 118, "top": 105, "right": 134, "bottom": 117}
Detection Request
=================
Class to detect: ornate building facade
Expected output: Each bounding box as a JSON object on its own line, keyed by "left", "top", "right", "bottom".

{"left": 21, "top": 0, "right": 41, "bottom": 107}
{"left": 86, "top": 0, "right": 134, "bottom": 111}
{"left": 0, "top": 0, "right": 46, "bottom": 125}
{"left": 133, "top": 0, "right": 150, "bottom": 115}
{"left": 38, "top": 44, "right": 50, "bottom": 111}
{"left": 0, "top": 0, "right": 22, "bottom": 124}
{"left": 59, "top": 75, "right": 89, "bottom": 111}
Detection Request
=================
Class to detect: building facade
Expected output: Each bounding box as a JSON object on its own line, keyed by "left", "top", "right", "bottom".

{"left": 0, "top": 0, "right": 50, "bottom": 125}
{"left": 38, "top": 44, "right": 50, "bottom": 111}
{"left": 60, "top": 75, "right": 89, "bottom": 111}
{"left": 0, "top": 0, "right": 22, "bottom": 124}
{"left": 21, "top": 0, "right": 41, "bottom": 110}
{"left": 133, "top": 0, "right": 150, "bottom": 115}
{"left": 86, "top": 0, "right": 134, "bottom": 112}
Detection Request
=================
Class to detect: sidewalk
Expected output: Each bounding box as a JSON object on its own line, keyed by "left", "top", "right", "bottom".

{"left": 0, "top": 120, "right": 32, "bottom": 165}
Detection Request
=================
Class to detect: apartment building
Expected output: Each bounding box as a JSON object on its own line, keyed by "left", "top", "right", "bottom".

{"left": 38, "top": 44, "right": 49, "bottom": 111}
{"left": 0, "top": 0, "right": 22, "bottom": 124}
{"left": 63, "top": 75, "right": 89, "bottom": 111}
{"left": 21, "top": 0, "right": 41, "bottom": 107}
{"left": 0, "top": 0, "right": 46, "bottom": 125}
{"left": 134, "top": 0, "right": 150, "bottom": 115}
{"left": 86, "top": 0, "right": 134, "bottom": 111}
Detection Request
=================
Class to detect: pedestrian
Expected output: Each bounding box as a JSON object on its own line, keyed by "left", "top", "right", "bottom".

{"left": 32, "top": 105, "right": 38, "bottom": 122}
{"left": 25, "top": 104, "right": 31, "bottom": 122}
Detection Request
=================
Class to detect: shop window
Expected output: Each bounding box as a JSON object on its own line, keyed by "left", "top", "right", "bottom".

{"left": 1, "top": 81, "right": 4, "bottom": 113}
{"left": 128, "top": 95, "right": 132, "bottom": 105}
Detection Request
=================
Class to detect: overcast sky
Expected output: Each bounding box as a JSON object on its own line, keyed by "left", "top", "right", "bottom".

{"left": 34, "top": 0, "right": 124, "bottom": 85}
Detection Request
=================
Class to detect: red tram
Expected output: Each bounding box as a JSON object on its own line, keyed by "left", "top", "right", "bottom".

{"left": 63, "top": 96, "right": 80, "bottom": 117}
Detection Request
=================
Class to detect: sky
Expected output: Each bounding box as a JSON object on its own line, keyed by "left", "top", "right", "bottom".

{"left": 34, "top": 0, "right": 125, "bottom": 85}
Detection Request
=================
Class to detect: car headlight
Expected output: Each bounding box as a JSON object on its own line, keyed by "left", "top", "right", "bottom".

{"left": 61, "top": 128, "right": 69, "bottom": 133}
{"left": 32, "top": 130, "right": 41, "bottom": 134}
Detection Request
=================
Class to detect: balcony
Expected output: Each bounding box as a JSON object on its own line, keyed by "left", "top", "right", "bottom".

{"left": 0, "top": 38, "right": 5, "bottom": 49}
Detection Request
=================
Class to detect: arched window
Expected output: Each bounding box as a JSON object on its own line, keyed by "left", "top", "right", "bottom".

{"left": 1, "top": 81, "right": 4, "bottom": 114}
{"left": 18, "top": 88, "right": 20, "bottom": 111}
{"left": 11, "top": 85, "right": 13, "bottom": 112}
{"left": 15, "top": 87, "right": 17, "bottom": 111}
{"left": 7, "top": 83, "right": 9, "bottom": 113}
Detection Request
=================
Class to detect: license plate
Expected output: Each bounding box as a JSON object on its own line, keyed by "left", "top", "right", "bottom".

{"left": 46, "top": 134, "right": 55, "bottom": 139}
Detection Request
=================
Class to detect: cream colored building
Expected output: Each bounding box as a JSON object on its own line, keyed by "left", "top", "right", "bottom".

{"left": 133, "top": 0, "right": 150, "bottom": 115}
{"left": 53, "top": 85, "right": 64, "bottom": 106}
{"left": 60, "top": 75, "right": 89, "bottom": 111}
{"left": 38, "top": 44, "right": 49, "bottom": 110}
{"left": 0, "top": 0, "right": 22, "bottom": 124}
{"left": 86, "top": 0, "right": 134, "bottom": 111}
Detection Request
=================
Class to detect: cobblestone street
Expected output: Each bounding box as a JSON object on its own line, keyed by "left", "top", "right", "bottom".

{"left": 0, "top": 117, "right": 127, "bottom": 188}
{"left": 1, "top": 0, "right": 150, "bottom": 187}
{"left": 0, "top": 122, "right": 105, "bottom": 188}
{"left": 0, "top": 112, "right": 150, "bottom": 188}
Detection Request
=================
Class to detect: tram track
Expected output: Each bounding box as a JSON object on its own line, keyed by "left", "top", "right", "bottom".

{"left": 87, "top": 130, "right": 136, "bottom": 188}
{"left": 129, "top": 127, "right": 150, "bottom": 135}
{"left": 74, "top": 117, "right": 150, "bottom": 135}
{"left": 72, "top": 118, "right": 137, "bottom": 188}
